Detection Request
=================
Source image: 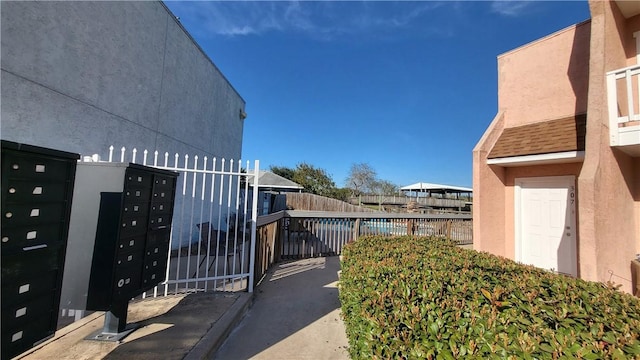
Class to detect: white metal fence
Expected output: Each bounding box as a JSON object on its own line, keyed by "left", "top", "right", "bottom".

{"left": 101, "top": 146, "right": 260, "bottom": 296}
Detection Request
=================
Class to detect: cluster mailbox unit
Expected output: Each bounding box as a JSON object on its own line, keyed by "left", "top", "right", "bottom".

{"left": 1, "top": 141, "right": 79, "bottom": 360}
{"left": 1, "top": 140, "right": 179, "bottom": 358}
{"left": 67, "top": 162, "right": 179, "bottom": 340}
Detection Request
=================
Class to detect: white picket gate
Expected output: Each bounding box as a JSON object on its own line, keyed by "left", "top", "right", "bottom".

{"left": 101, "top": 146, "right": 260, "bottom": 296}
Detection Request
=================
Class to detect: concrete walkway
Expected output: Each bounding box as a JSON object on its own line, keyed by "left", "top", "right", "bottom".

{"left": 14, "top": 256, "right": 348, "bottom": 360}
{"left": 214, "top": 256, "right": 350, "bottom": 360}
{"left": 18, "top": 291, "right": 252, "bottom": 360}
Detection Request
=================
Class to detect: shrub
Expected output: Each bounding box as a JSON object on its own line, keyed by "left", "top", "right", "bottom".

{"left": 339, "top": 236, "right": 640, "bottom": 359}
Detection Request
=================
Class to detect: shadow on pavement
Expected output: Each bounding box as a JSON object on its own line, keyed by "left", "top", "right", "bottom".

{"left": 214, "top": 256, "right": 349, "bottom": 360}
{"left": 104, "top": 293, "right": 239, "bottom": 360}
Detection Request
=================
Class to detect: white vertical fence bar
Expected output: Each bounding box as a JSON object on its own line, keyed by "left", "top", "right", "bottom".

{"left": 626, "top": 69, "right": 634, "bottom": 124}
{"left": 607, "top": 69, "right": 619, "bottom": 146}
{"left": 230, "top": 159, "right": 244, "bottom": 290}
{"left": 174, "top": 155, "right": 188, "bottom": 293}
{"left": 248, "top": 160, "right": 260, "bottom": 293}
{"left": 102, "top": 146, "right": 259, "bottom": 297}
{"left": 241, "top": 160, "right": 250, "bottom": 285}
{"left": 213, "top": 159, "right": 225, "bottom": 289}
{"left": 204, "top": 157, "right": 217, "bottom": 291}
{"left": 194, "top": 156, "right": 208, "bottom": 290}
{"left": 186, "top": 155, "right": 197, "bottom": 291}
{"left": 225, "top": 160, "right": 234, "bottom": 289}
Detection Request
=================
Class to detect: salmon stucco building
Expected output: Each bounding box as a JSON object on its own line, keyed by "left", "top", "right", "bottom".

{"left": 473, "top": 0, "right": 640, "bottom": 293}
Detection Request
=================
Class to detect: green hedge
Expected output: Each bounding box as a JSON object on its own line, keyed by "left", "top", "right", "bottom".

{"left": 339, "top": 236, "right": 640, "bottom": 359}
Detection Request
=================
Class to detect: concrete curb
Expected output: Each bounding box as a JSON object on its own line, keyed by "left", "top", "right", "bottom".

{"left": 184, "top": 292, "right": 254, "bottom": 360}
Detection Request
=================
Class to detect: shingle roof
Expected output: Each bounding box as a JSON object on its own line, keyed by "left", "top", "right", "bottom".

{"left": 488, "top": 114, "right": 586, "bottom": 159}
{"left": 256, "top": 171, "right": 303, "bottom": 190}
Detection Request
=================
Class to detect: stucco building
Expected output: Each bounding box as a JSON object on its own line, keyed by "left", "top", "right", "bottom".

{"left": 474, "top": 0, "right": 640, "bottom": 293}
{"left": 1, "top": 1, "right": 248, "bottom": 328}
{"left": 1, "top": 1, "right": 246, "bottom": 160}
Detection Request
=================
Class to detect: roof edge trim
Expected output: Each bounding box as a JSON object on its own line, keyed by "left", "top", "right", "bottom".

{"left": 497, "top": 19, "right": 591, "bottom": 59}
{"left": 487, "top": 151, "right": 585, "bottom": 167}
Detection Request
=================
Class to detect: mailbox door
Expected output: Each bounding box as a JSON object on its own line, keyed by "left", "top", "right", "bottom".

{"left": 1, "top": 141, "right": 78, "bottom": 360}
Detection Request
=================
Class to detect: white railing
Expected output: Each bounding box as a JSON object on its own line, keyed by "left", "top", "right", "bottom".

{"left": 103, "top": 146, "right": 260, "bottom": 295}
{"left": 606, "top": 64, "right": 640, "bottom": 147}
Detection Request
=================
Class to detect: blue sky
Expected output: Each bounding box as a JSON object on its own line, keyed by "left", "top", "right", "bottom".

{"left": 164, "top": 1, "right": 590, "bottom": 188}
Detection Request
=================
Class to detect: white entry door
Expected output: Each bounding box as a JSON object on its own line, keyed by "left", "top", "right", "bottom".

{"left": 515, "top": 176, "right": 577, "bottom": 276}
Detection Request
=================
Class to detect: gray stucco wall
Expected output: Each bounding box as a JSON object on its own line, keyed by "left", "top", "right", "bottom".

{"left": 1, "top": 1, "right": 245, "bottom": 160}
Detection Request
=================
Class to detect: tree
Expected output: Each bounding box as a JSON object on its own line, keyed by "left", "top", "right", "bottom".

{"left": 327, "top": 187, "right": 351, "bottom": 202}
{"left": 345, "top": 163, "right": 377, "bottom": 196}
{"left": 292, "top": 163, "right": 336, "bottom": 197}
{"left": 269, "top": 163, "right": 336, "bottom": 197}
{"left": 372, "top": 180, "right": 398, "bottom": 196}
{"left": 270, "top": 165, "right": 296, "bottom": 181}
{"left": 269, "top": 162, "right": 394, "bottom": 203}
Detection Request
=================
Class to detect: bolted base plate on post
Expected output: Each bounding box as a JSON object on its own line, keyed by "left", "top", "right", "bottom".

{"left": 85, "top": 323, "right": 138, "bottom": 342}
{"left": 85, "top": 303, "right": 137, "bottom": 342}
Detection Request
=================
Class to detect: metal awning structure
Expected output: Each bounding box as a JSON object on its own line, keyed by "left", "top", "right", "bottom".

{"left": 400, "top": 182, "right": 472, "bottom": 198}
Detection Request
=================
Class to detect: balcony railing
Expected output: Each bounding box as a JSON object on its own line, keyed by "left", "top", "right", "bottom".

{"left": 606, "top": 64, "right": 640, "bottom": 152}
{"left": 349, "top": 195, "right": 471, "bottom": 210}
{"left": 253, "top": 210, "right": 472, "bottom": 286}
